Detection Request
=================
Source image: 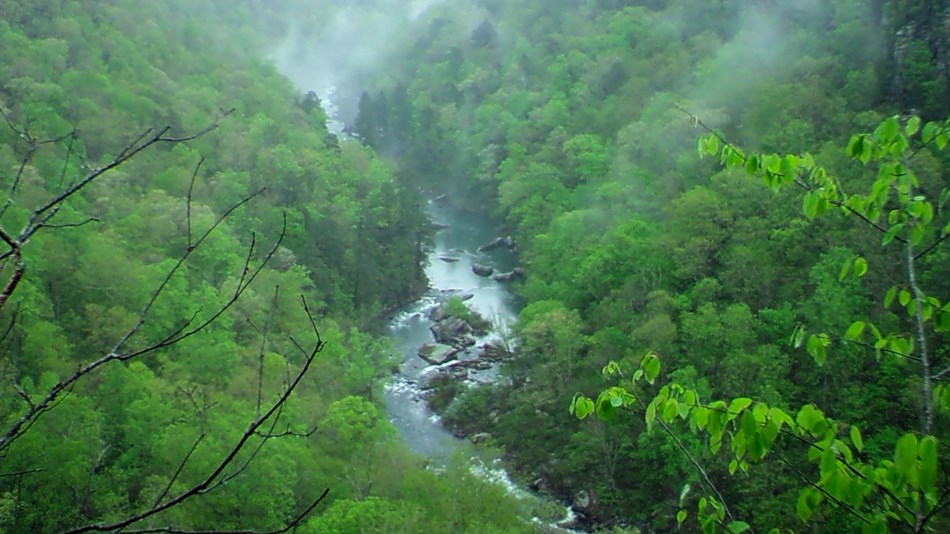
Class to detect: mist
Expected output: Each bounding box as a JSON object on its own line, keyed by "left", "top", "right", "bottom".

{"left": 269, "top": 0, "right": 450, "bottom": 126}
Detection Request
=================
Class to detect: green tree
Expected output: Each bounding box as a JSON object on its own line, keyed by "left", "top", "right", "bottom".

{"left": 575, "top": 113, "right": 950, "bottom": 532}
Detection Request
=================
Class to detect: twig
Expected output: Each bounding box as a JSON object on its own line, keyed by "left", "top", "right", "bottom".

{"left": 66, "top": 297, "right": 327, "bottom": 533}
{"left": 773, "top": 452, "right": 874, "bottom": 526}
{"left": 186, "top": 157, "right": 204, "bottom": 250}
{"left": 152, "top": 434, "right": 206, "bottom": 508}
{"left": 632, "top": 391, "right": 739, "bottom": 529}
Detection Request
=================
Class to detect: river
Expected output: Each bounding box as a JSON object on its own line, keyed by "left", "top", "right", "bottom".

{"left": 382, "top": 200, "right": 583, "bottom": 532}
{"left": 383, "top": 199, "right": 518, "bottom": 458}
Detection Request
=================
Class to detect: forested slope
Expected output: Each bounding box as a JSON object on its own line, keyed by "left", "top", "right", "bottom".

{"left": 352, "top": 0, "right": 950, "bottom": 531}
{"left": 0, "top": 1, "right": 530, "bottom": 532}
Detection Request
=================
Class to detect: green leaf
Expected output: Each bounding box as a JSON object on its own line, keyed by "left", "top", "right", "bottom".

{"left": 905, "top": 116, "right": 921, "bottom": 136}
{"left": 919, "top": 436, "right": 937, "bottom": 493}
{"left": 727, "top": 521, "right": 751, "bottom": 533}
{"left": 570, "top": 395, "right": 594, "bottom": 419}
{"left": 845, "top": 321, "right": 865, "bottom": 341}
{"left": 745, "top": 154, "right": 759, "bottom": 175}
{"left": 911, "top": 222, "right": 925, "bottom": 245}
{"left": 922, "top": 121, "right": 936, "bottom": 143}
{"left": 641, "top": 352, "right": 660, "bottom": 384}
{"left": 899, "top": 289, "right": 912, "bottom": 307}
{"left": 803, "top": 191, "right": 819, "bottom": 219}
{"left": 609, "top": 395, "right": 623, "bottom": 408}
{"left": 882, "top": 223, "right": 903, "bottom": 245}
{"left": 936, "top": 130, "right": 948, "bottom": 150}
{"left": 838, "top": 259, "right": 851, "bottom": 281}
{"left": 692, "top": 406, "right": 709, "bottom": 429}
{"left": 728, "top": 397, "right": 752, "bottom": 416}
{"left": 796, "top": 488, "right": 819, "bottom": 523}
{"left": 895, "top": 433, "right": 918, "bottom": 477}
{"left": 806, "top": 334, "right": 827, "bottom": 366}
{"left": 853, "top": 257, "right": 868, "bottom": 277}
{"left": 884, "top": 286, "right": 898, "bottom": 308}
{"left": 850, "top": 426, "right": 864, "bottom": 452}
{"left": 847, "top": 134, "right": 863, "bottom": 158}
{"left": 663, "top": 398, "right": 679, "bottom": 421}
{"left": 679, "top": 483, "right": 691, "bottom": 504}
{"left": 790, "top": 323, "right": 806, "bottom": 348}
{"left": 706, "top": 135, "right": 719, "bottom": 155}
{"left": 677, "top": 510, "right": 687, "bottom": 525}
{"left": 877, "top": 116, "right": 899, "bottom": 142}
{"left": 683, "top": 389, "right": 697, "bottom": 406}
{"left": 645, "top": 400, "right": 656, "bottom": 429}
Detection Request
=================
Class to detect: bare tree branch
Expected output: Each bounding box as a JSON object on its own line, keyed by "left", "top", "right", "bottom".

{"left": 116, "top": 487, "right": 329, "bottom": 534}
{"left": 152, "top": 434, "right": 206, "bottom": 509}
{"left": 1, "top": 108, "right": 329, "bottom": 534}
{"left": 66, "top": 297, "right": 328, "bottom": 534}
{"left": 186, "top": 157, "right": 204, "bottom": 250}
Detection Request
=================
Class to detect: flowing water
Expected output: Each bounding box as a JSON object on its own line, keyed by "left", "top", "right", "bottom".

{"left": 383, "top": 200, "right": 519, "bottom": 458}
{"left": 270, "top": 65, "right": 581, "bottom": 527}
{"left": 381, "top": 201, "right": 584, "bottom": 532}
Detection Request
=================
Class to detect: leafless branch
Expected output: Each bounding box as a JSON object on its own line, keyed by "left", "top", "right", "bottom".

{"left": 773, "top": 451, "right": 875, "bottom": 527}
{"left": 13, "top": 384, "right": 34, "bottom": 409}
{"left": 186, "top": 157, "right": 204, "bottom": 250}
{"left": 915, "top": 232, "right": 949, "bottom": 261}
{"left": 0, "top": 165, "right": 269, "bottom": 454}
{"left": 0, "top": 467, "right": 46, "bottom": 478}
{"left": 0, "top": 249, "right": 24, "bottom": 312}
{"left": 38, "top": 217, "right": 101, "bottom": 230}
{"left": 152, "top": 433, "right": 206, "bottom": 509}
{"left": 257, "top": 286, "right": 280, "bottom": 417}
{"left": 66, "top": 297, "right": 328, "bottom": 534}
{"left": 628, "top": 390, "right": 739, "bottom": 529}
{"left": 255, "top": 424, "right": 319, "bottom": 439}
{"left": 116, "top": 488, "right": 329, "bottom": 534}
{"left": 0, "top": 304, "right": 18, "bottom": 345}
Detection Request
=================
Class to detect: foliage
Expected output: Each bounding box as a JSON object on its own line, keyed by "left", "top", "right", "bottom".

{"left": 573, "top": 115, "right": 950, "bottom": 532}
{"left": 350, "top": 0, "right": 950, "bottom": 530}
{"left": 0, "top": 1, "right": 527, "bottom": 531}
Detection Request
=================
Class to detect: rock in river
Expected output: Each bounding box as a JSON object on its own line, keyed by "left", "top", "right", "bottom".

{"left": 492, "top": 267, "right": 525, "bottom": 282}
{"left": 417, "top": 343, "right": 459, "bottom": 365}
{"left": 478, "top": 235, "right": 514, "bottom": 251}
{"left": 430, "top": 316, "right": 474, "bottom": 346}
{"left": 472, "top": 263, "right": 494, "bottom": 277}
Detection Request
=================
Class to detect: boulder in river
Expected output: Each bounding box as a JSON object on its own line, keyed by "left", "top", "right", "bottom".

{"left": 492, "top": 267, "right": 525, "bottom": 282}
{"left": 428, "top": 304, "right": 447, "bottom": 322}
{"left": 478, "top": 235, "right": 513, "bottom": 252}
{"left": 430, "top": 317, "right": 474, "bottom": 346}
{"left": 417, "top": 343, "right": 459, "bottom": 365}
{"left": 472, "top": 264, "right": 494, "bottom": 277}
{"left": 439, "top": 256, "right": 460, "bottom": 263}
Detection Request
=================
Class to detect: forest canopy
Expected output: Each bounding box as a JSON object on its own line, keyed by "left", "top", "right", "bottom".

{"left": 1, "top": 0, "right": 949, "bottom": 532}
{"left": 349, "top": 0, "right": 950, "bottom": 532}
